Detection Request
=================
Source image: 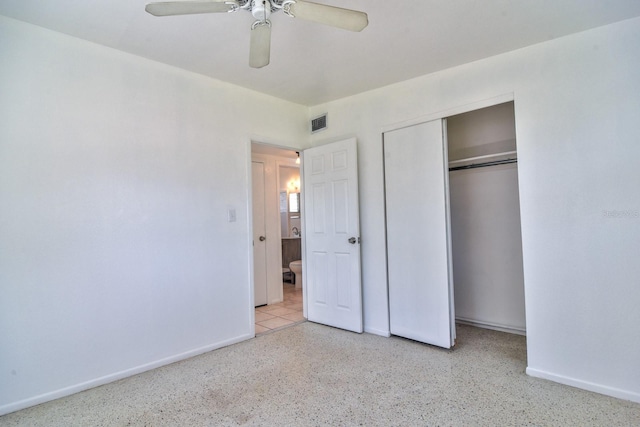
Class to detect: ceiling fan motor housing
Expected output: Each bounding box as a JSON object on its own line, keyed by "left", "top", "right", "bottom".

{"left": 252, "top": 0, "right": 272, "bottom": 20}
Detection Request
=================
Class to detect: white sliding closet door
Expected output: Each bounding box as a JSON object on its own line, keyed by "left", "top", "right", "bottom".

{"left": 384, "top": 119, "right": 455, "bottom": 348}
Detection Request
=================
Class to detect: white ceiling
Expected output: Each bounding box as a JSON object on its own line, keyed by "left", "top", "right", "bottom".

{"left": 2, "top": 1, "right": 640, "bottom": 106}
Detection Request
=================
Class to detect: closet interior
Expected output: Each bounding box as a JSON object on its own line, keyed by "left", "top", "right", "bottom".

{"left": 384, "top": 101, "right": 526, "bottom": 349}
{"left": 447, "top": 102, "right": 526, "bottom": 335}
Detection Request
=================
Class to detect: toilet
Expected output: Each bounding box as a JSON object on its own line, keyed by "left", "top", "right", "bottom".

{"left": 289, "top": 260, "right": 303, "bottom": 289}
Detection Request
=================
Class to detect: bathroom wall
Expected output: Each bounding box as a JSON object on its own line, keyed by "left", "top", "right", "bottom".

{"left": 279, "top": 165, "right": 301, "bottom": 238}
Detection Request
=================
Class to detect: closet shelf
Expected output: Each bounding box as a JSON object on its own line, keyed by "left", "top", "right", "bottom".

{"left": 449, "top": 150, "right": 517, "bottom": 165}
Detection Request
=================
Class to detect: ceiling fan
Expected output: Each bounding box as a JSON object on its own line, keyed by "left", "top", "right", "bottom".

{"left": 145, "top": 0, "right": 368, "bottom": 68}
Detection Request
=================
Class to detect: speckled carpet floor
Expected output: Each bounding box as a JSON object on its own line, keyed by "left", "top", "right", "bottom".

{"left": 2, "top": 323, "right": 639, "bottom": 426}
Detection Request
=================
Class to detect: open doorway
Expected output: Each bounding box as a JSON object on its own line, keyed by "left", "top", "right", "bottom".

{"left": 251, "top": 143, "right": 305, "bottom": 335}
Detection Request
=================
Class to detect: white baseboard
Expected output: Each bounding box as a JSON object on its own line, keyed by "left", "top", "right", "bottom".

{"left": 526, "top": 367, "right": 640, "bottom": 404}
{"left": 0, "top": 333, "right": 254, "bottom": 416}
{"left": 455, "top": 316, "right": 526, "bottom": 336}
{"left": 364, "top": 326, "right": 390, "bottom": 337}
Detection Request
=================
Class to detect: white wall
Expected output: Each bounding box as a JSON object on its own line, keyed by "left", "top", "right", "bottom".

{"left": 0, "top": 16, "right": 308, "bottom": 414}
{"left": 309, "top": 17, "right": 640, "bottom": 402}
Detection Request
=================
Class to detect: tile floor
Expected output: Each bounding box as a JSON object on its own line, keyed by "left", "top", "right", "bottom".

{"left": 255, "top": 283, "right": 304, "bottom": 335}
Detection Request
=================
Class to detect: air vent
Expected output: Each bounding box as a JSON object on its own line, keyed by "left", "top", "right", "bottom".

{"left": 311, "top": 114, "right": 328, "bottom": 133}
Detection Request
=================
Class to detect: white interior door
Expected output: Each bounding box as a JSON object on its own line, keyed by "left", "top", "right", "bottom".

{"left": 384, "top": 119, "right": 455, "bottom": 348}
{"left": 303, "top": 138, "right": 363, "bottom": 333}
{"left": 252, "top": 161, "right": 268, "bottom": 307}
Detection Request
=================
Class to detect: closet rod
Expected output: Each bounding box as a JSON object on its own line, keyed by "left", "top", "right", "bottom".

{"left": 449, "top": 158, "right": 517, "bottom": 172}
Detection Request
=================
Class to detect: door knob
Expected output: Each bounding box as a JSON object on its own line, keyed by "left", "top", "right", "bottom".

{"left": 348, "top": 237, "right": 357, "bottom": 244}
{"left": 259, "top": 236, "right": 266, "bottom": 241}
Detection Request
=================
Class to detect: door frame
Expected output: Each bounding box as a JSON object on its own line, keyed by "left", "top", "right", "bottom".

{"left": 248, "top": 140, "right": 307, "bottom": 334}
{"left": 251, "top": 160, "right": 269, "bottom": 307}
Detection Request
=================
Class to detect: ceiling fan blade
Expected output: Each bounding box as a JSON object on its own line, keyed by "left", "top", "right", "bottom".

{"left": 288, "top": 1, "right": 368, "bottom": 32}
{"left": 145, "top": 0, "right": 238, "bottom": 17}
{"left": 249, "top": 22, "right": 271, "bottom": 68}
